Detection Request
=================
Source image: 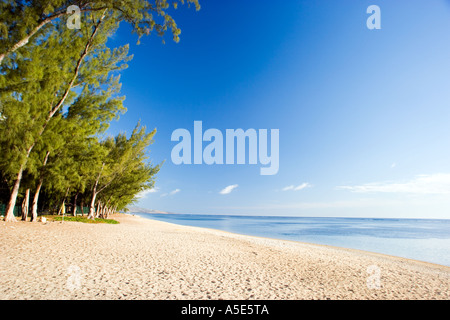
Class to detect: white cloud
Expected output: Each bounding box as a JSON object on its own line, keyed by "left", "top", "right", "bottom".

{"left": 136, "top": 187, "right": 159, "bottom": 199}
{"left": 282, "top": 183, "right": 311, "bottom": 191}
{"left": 337, "top": 173, "right": 450, "bottom": 195}
{"left": 222, "top": 199, "right": 401, "bottom": 211}
{"left": 161, "top": 189, "right": 181, "bottom": 197}
{"left": 219, "top": 184, "right": 238, "bottom": 195}
{"left": 294, "top": 183, "right": 311, "bottom": 191}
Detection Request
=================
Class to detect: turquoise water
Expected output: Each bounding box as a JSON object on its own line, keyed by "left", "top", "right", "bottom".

{"left": 134, "top": 213, "right": 450, "bottom": 267}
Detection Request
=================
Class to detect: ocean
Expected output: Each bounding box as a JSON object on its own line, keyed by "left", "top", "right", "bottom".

{"left": 134, "top": 213, "right": 450, "bottom": 267}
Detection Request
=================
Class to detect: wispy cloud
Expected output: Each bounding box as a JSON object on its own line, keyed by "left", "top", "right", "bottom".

{"left": 161, "top": 188, "right": 181, "bottom": 197}
{"left": 216, "top": 198, "right": 403, "bottom": 211}
{"left": 219, "top": 184, "right": 238, "bottom": 195}
{"left": 282, "top": 183, "right": 311, "bottom": 191}
{"left": 136, "top": 187, "right": 159, "bottom": 199}
{"left": 337, "top": 173, "right": 450, "bottom": 195}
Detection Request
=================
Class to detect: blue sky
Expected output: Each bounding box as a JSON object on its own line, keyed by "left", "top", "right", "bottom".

{"left": 106, "top": 0, "right": 450, "bottom": 218}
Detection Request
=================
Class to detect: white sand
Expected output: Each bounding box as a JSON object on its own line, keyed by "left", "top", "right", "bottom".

{"left": 0, "top": 214, "right": 448, "bottom": 300}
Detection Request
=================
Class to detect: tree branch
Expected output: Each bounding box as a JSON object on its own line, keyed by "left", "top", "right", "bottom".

{"left": 49, "top": 9, "right": 107, "bottom": 118}
{"left": 0, "top": 5, "right": 108, "bottom": 65}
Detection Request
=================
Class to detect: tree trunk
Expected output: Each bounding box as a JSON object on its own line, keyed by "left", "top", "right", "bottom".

{"left": 106, "top": 206, "right": 113, "bottom": 219}
{"left": 80, "top": 200, "right": 84, "bottom": 217}
{"left": 72, "top": 192, "right": 78, "bottom": 216}
{"left": 88, "top": 162, "right": 104, "bottom": 220}
{"left": 31, "top": 180, "right": 43, "bottom": 222}
{"left": 21, "top": 189, "right": 30, "bottom": 221}
{"left": 31, "top": 151, "right": 50, "bottom": 222}
{"left": 4, "top": 166, "right": 24, "bottom": 222}
{"left": 96, "top": 201, "right": 101, "bottom": 218}
{"left": 87, "top": 192, "right": 97, "bottom": 220}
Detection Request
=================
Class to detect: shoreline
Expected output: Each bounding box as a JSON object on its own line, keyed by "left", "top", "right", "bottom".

{"left": 132, "top": 214, "right": 449, "bottom": 269}
{"left": 133, "top": 212, "right": 450, "bottom": 268}
{"left": 1, "top": 214, "right": 449, "bottom": 300}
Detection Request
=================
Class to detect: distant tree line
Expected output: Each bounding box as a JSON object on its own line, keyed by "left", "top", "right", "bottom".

{"left": 0, "top": 0, "right": 200, "bottom": 221}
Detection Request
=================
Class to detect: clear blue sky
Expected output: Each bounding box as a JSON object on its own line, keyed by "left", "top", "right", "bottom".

{"left": 106, "top": 0, "right": 450, "bottom": 218}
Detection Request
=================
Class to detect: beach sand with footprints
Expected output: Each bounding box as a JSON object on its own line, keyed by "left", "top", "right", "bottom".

{"left": 1, "top": 214, "right": 448, "bottom": 300}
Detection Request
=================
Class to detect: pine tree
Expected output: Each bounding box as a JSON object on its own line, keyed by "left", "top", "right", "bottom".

{"left": 0, "top": 10, "right": 128, "bottom": 221}
{"left": 96, "top": 124, "right": 160, "bottom": 215}
{"left": 86, "top": 123, "right": 159, "bottom": 219}
{"left": 1, "top": 1, "right": 199, "bottom": 221}
{"left": 0, "top": 0, "right": 200, "bottom": 65}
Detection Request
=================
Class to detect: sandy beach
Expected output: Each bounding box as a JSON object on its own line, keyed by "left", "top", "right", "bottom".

{"left": 0, "top": 214, "right": 449, "bottom": 300}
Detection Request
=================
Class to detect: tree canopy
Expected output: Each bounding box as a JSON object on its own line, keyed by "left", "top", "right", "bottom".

{"left": 0, "top": 0, "right": 199, "bottom": 221}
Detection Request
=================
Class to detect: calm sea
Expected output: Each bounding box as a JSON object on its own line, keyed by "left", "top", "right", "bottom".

{"left": 134, "top": 213, "right": 450, "bottom": 267}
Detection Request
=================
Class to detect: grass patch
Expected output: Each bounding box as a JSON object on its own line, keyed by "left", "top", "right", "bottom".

{"left": 50, "top": 216, "right": 119, "bottom": 224}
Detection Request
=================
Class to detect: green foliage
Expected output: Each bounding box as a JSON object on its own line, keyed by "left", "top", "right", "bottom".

{"left": 51, "top": 216, "right": 119, "bottom": 224}
{"left": 0, "top": 0, "right": 200, "bottom": 217}
{"left": 0, "top": 0, "right": 200, "bottom": 63}
{"left": 94, "top": 123, "right": 161, "bottom": 211}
